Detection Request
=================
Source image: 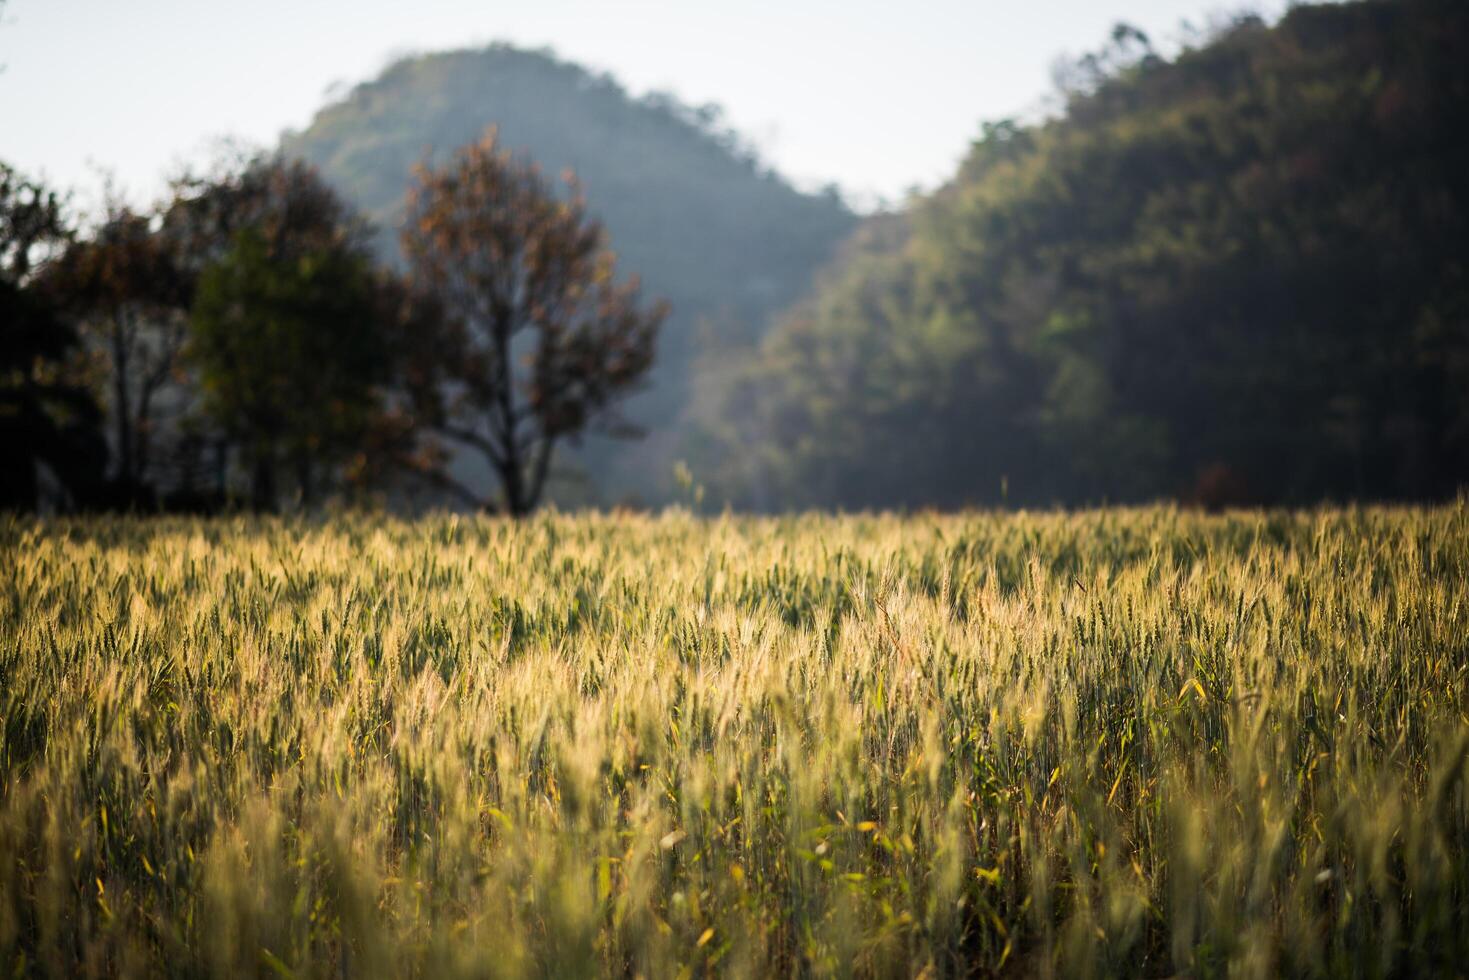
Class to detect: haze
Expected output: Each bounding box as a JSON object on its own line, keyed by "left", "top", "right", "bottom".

{"left": 1, "top": 0, "right": 1288, "bottom": 209}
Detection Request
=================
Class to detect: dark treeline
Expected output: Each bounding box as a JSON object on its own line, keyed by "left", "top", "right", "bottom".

{"left": 0, "top": 140, "right": 664, "bottom": 514}
{"left": 2, "top": 154, "right": 404, "bottom": 512}
{"left": 5, "top": 42, "right": 852, "bottom": 515}
{"left": 687, "top": 0, "right": 1469, "bottom": 509}
{"left": 0, "top": 166, "right": 106, "bottom": 509}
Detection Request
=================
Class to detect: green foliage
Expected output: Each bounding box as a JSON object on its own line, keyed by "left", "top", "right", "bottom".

{"left": 190, "top": 227, "right": 387, "bottom": 508}
{"left": 692, "top": 0, "right": 1469, "bottom": 510}
{"left": 45, "top": 203, "right": 193, "bottom": 504}
{"left": 1, "top": 505, "right": 1468, "bottom": 975}
{"left": 0, "top": 161, "right": 106, "bottom": 509}
{"left": 282, "top": 44, "right": 856, "bottom": 504}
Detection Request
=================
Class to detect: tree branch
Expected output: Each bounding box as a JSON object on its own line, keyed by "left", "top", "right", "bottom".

{"left": 415, "top": 466, "right": 490, "bottom": 511}
{"left": 438, "top": 422, "right": 506, "bottom": 469}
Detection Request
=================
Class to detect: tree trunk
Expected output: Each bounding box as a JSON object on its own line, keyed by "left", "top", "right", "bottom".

{"left": 296, "top": 454, "right": 314, "bottom": 509}
{"left": 499, "top": 457, "right": 527, "bottom": 516}
{"left": 527, "top": 435, "right": 556, "bottom": 513}
{"left": 489, "top": 309, "right": 525, "bottom": 516}
{"left": 111, "top": 313, "right": 134, "bottom": 497}
{"left": 251, "top": 452, "right": 277, "bottom": 512}
{"left": 213, "top": 439, "right": 229, "bottom": 503}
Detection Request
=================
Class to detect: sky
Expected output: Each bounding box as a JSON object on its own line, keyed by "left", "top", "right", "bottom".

{"left": 1, "top": 0, "right": 1289, "bottom": 212}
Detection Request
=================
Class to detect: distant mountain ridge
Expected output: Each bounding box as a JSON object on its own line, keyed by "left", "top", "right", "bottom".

{"left": 281, "top": 44, "right": 856, "bottom": 504}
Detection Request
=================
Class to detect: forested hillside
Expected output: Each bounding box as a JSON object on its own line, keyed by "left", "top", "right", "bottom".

{"left": 689, "top": 0, "right": 1469, "bottom": 509}
{"left": 281, "top": 45, "right": 855, "bottom": 504}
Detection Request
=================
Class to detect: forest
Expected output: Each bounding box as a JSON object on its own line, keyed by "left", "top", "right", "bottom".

{"left": 687, "top": 0, "right": 1469, "bottom": 509}
{"left": 3, "top": 0, "right": 1466, "bottom": 513}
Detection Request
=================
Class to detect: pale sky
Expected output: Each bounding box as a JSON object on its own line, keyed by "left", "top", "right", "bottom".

{"left": 1, "top": 0, "right": 1288, "bottom": 212}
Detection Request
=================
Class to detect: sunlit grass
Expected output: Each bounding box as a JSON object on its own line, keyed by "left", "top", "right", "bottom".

{"left": 2, "top": 504, "right": 1467, "bottom": 976}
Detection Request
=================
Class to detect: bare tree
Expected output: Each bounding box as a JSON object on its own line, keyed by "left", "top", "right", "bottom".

{"left": 400, "top": 128, "right": 666, "bottom": 515}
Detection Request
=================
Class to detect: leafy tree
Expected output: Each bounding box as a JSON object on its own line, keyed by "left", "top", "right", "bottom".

{"left": 0, "top": 162, "right": 106, "bottom": 509}
{"left": 351, "top": 273, "right": 464, "bottom": 503}
{"left": 45, "top": 201, "right": 192, "bottom": 504}
{"left": 149, "top": 153, "right": 461, "bottom": 512}
{"left": 165, "top": 151, "right": 364, "bottom": 269}
{"left": 156, "top": 153, "right": 391, "bottom": 507}
{"left": 400, "top": 129, "right": 666, "bottom": 515}
{"left": 190, "top": 225, "right": 388, "bottom": 510}
{"left": 284, "top": 45, "right": 854, "bottom": 504}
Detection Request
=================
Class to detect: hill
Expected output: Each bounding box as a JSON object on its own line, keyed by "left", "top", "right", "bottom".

{"left": 689, "top": 0, "right": 1469, "bottom": 509}
{"left": 281, "top": 45, "right": 857, "bottom": 504}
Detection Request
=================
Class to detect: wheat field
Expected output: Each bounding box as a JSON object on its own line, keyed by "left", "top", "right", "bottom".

{"left": 2, "top": 506, "right": 1467, "bottom": 977}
